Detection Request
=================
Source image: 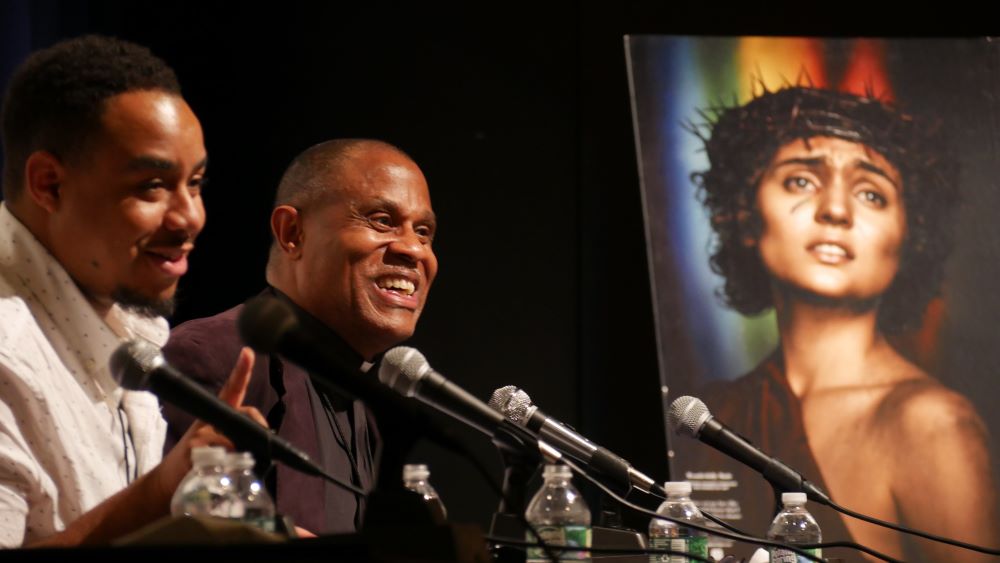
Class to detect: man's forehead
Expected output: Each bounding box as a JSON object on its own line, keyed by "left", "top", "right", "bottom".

{"left": 93, "top": 91, "right": 203, "bottom": 150}
{"left": 336, "top": 152, "right": 428, "bottom": 196}
{"left": 100, "top": 90, "right": 189, "bottom": 129}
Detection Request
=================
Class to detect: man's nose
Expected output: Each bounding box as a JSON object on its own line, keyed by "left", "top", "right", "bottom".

{"left": 388, "top": 225, "right": 431, "bottom": 265}
{"left": 164, "top": 187, "right": 206, "bottom": 237}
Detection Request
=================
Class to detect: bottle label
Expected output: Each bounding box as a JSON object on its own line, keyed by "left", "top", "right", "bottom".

{"left": 768, "top": 547, "right": 821, "bottom": 563}
{"left": 526, "top": 525, "right": 591, "bottom": 562}
{"left": 649, "top": 535, "right": 708, "bottom": 562}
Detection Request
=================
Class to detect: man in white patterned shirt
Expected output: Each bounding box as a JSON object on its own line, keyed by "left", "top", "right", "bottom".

{"left": 0, "top": 35, "right": 258, "bottom": 547}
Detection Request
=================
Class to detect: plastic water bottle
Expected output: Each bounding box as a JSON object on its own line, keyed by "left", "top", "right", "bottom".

{"left": 648, "top": 481, "right": 709, "bottom": 563}
{"left": 766, "top": 492, "right": 822, "bottom": 563}
{"left": 403, "top": 463, "right": 448, "bottom": 524}
{"left": 524, "top": 464, "right": 592, "bottom": 562}
{"left": 225, "top": 452, "right": 276, "bottom": 532}
{"left": 170, "top": 446, "right": 233, "bottom": 518}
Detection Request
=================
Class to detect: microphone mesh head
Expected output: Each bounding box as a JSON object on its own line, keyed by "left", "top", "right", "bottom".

{"left": 487, "top": 385, "right": 518, "bottom": 412}
{"left": 504, "top": 389, "right": 533, "bottom": 425}
{"left": 488, "top": 385, "right": 534, "bottom": 425}
{"left": 378, "top": 346, "right": 430, "bottom": 396}
{"left": 668, "top": 395, "right": 712, "bottom": 438}
{"left": 109, "top": 340, "right": 161, "bottom": 390}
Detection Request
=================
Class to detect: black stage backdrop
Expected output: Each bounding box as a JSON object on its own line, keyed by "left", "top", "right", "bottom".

{"left": 0, "top": 1, "right": 990, "bottom": 532}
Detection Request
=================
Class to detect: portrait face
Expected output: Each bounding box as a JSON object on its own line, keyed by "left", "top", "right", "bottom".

{"left": 295, "top": 147, "right": 438, "bottom": 358}
{"left": 754, "top": 136, "right": 906, "bottom": 305}
{"left": 44, "top": 90, "right": 207, "bottom": 315}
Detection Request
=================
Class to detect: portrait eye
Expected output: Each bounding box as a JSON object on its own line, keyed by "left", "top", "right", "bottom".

{"left": 782, "top": 175, "right": 816, "bottom": 192}
{"left": 858, "top": 189, "right": 888, "bottom": 208}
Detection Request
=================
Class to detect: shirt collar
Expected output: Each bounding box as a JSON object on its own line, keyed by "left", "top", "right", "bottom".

{"left": 266, "top": 285, "right": 376, "bottom": 372}
{"left": 0, "top": 203, "right": 169, "bottom": 397}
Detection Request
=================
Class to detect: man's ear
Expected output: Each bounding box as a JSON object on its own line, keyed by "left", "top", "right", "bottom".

{"left": 23, "top": 151, "right": 64, "bottom": 214}
{"left": 271, "top": 205, "right": 305, "bottom": 259}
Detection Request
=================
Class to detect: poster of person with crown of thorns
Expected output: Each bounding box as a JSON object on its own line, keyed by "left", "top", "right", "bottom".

{"left": 626, "top": 36, "right": 1000, "bottom": 562}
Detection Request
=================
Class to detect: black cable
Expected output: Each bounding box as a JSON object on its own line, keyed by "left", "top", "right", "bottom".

{"left": 800, "top": 540, "right": 902, "bottom": 563}
{"left": 699, "top": 507, "right": 749, "bottom": 535}
{"left": 634, "top": 486, "right": 754, "bottom": 538}
{"left": 616, "top": 466, "right": 903, "bottom": 562}
{"left": 116, "top": 403, "right": 137, "bottom": 485}
{"left": 426, "top": 423, "right": 561, "bottom": 563}
{"left": 560, "top": 457, "right": 826, "bottom": 563}
{"left": 311, "top": 464, "right": 367, "bottom": 496}
{"left": 630, "top": 482, "right": 752, "bottom": 538}
{"left": 824, "top": 498, "right": 1000, "bottom": 556}
{"left": 485, "top": 534, "right": 714, "bottom": 562}
{"left": 694, "top": 515, "right": 905, "bottom": 563}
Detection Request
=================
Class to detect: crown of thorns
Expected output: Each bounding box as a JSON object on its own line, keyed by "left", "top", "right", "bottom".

{"left": 688, "top": 86, "right": 949, "bottom": 181}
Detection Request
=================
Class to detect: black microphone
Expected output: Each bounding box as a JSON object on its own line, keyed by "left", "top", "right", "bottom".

{"left": 489, "top": 385, "right": 661, "bottom": 495}
{"left": 378, "top": 346, "right": 507, "bottom": 437}
{"left": 237, "top": 295, "right": 488, "bottom": 455}
{"left": 668, "top": 395, "right": 831, "bottom": 505}
{"left": 109, "top": 339, "right": 339, "bottom": 486}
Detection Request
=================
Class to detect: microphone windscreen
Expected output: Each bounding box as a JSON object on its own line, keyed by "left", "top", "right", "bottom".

{"left": 487, "top": 385, "right": 517, "bottom": 412}
{"left": 238, "top": 295, "right": 298, "bottom": 353}
{"left": 379, "top": 346, "right": 431, "bottom": 395}
{"left": 668, "top": 395, "right": 711, "bottom": 438}
{"left": 489, "top": 386, "right": 532, "bottom": 425}
{"left": 109, "top": 340, "right": 161, "bottom": 391}
{"left": 505, "top": 389, "right": 532, "bottom": 425}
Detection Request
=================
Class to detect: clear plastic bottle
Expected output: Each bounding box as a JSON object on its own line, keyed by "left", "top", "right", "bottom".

{"left": 170, "top": 446, "right": 233, "bottom": 518}
{"left": 648, "top": 481, "right": 709, "bottom": 563}
{"left": 403, "top": 463, "right": 448, "bottom": 524}
{"left": 225, "top": 451, "right": 276, "bottom": 532}
{"left": 766, "top": 492, "right": 822, "bottom": 563}
{"left": 524, "top": 464, "right": 592, "bottom": 562}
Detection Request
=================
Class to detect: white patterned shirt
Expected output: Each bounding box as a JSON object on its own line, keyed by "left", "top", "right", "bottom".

{"left": 0, "top": 204, "right": 169, "bottom": 546}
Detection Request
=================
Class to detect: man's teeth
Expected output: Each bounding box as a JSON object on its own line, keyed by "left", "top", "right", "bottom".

{"left": 813, "top": 243, "right": 846, "bottom": 257}
{"left": 148, "top": 249, "right": 183, "bottom": 261}
{"left": 378, "top": 278, "right": 415, "bottom": 295}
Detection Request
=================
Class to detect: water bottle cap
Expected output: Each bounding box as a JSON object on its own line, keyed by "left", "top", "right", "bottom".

{"left": 191, "top": 446, "right": 225, "bottom": 466}
{"left": 662, "top": 481, "right": 692, "bottom": 496}
{"left": 403, "top": 463, "right": 430, "bottom": 480}
{"left": 781, "top": 492, "right": 807, "bottom": 505}
{"left": 542, "top": 464, "right": 572, "bottom": 479}
{"left": 225, "top": 451, "right": 255, "bottom": 470}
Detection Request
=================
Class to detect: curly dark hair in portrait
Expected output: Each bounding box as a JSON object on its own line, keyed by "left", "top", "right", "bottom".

{"left": 1, "top": 34, "right": 181, "bottom": 201}
{"left": 690, "top": 87, "right": 959, "bottom": 334}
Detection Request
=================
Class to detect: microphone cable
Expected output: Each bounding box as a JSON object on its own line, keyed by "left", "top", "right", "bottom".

{"left": 671, "top": 395, "right": 1000, "bottom": 557}
{"left": 822, "top": 497, "right": 1000, "bottom": 557}
{"left": 559, "top": 456, "right": 904, "bottom": 563}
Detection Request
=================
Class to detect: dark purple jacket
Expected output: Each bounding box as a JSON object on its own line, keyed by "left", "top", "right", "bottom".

{"left": 161, "top": 297, "right": 378, "bottom": 534}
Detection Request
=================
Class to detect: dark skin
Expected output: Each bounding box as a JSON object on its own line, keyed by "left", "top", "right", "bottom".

{"left": 7, "top": 90, "right": 265, "bottom": 546}
{"left": 268, "top": 143, "right": 438, "bottom": 361}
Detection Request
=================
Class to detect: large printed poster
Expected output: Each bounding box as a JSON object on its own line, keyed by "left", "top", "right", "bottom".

{"left": 627, "top": 36, "right": 1000, "bottom": 562}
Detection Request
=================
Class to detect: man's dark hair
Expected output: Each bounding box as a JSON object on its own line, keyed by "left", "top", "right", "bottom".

{"left": 266, "top": 138, "right": 414, "bottom": 270}
{"left": 1, "top": 34, "right": 180, "bottom": 201}
{"left": 692, "top": 86, "right": 959, "bottom": 333}
{"left": 271, "top": 139, "right": 407, "bottom": 212}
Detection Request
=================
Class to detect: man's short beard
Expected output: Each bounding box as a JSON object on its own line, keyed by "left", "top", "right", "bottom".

{"left": 111, "top": 287, "right": 176, "bottom": 318}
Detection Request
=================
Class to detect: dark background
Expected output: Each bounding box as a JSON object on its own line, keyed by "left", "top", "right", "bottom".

{"left": 0, "top": 1, "right": 992, "bottom": 533}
